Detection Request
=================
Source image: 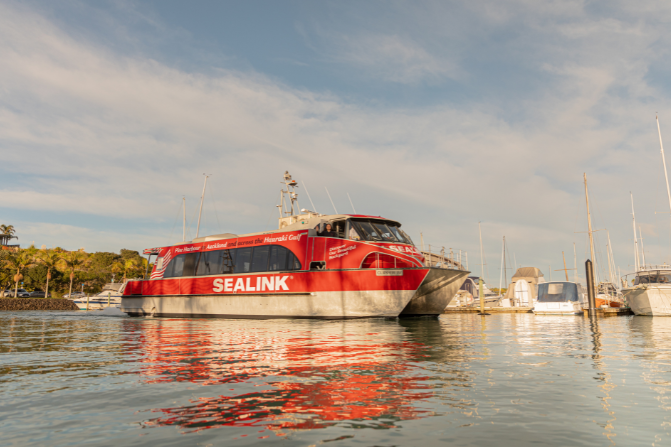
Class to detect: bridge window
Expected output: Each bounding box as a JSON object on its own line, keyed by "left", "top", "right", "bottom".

{"left": 251, "top": 246, "right": 270, "bottom": 272}
{"left": 234, "top": 247, "right": 253, "bottom": 273}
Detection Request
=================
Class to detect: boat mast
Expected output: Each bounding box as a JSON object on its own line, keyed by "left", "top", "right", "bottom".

{"left": 196, "top": 174, "right": 209, "bottom": 238}
{"left": 573, "top": 242, "right": 577, "bottom": 283}
{"left": 631, "top": 192, "right": 640, "bottom": 271}
{"left": 639, "top": 226, "right": 647, "bottom": 268}
{"left": 182, "top": 197, "right": 186, "bottom": 242}
{"left": 499, "top": 236, "right": 504, "bottom": 295}
{"left": 562, "top": 251, "right": 569, "bottom": 281}
{"left": 656, "top": 115, "right": 671, "bottom": 220}
{"left": 479, "top": 222, "right": 485, "bottom": 281}
{"left": 584, "top": 173, "right": 597, "bottom": 298}
{"left": 606, "top": 230, "right": 617, "bottom": 285}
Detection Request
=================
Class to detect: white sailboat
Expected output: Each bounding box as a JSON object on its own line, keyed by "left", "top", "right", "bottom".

{"left": 624, "top": 116, "right": 671, "bottom": 315}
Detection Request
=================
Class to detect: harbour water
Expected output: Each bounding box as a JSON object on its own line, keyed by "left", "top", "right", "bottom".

{"left": 2, "top": 312, "right": 671, "bottom": 446}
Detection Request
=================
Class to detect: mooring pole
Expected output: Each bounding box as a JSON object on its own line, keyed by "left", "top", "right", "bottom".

{"left": 586, "top": 259, "right": 597, "bottom": 317}
{"left": 479, "top": 278, "right": 485, "bottom": 313}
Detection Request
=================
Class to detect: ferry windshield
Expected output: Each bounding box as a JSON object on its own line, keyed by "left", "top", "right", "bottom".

{"left": 350, "top": 219, "right": 413, "bottom": 245}
{"left": 537, "top": 283, "right": 579, "bottom": 302}
{"left": 635, "top": 272, "right": 671, "bottom": 284}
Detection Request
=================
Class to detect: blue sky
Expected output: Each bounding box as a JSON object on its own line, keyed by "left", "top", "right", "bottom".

{"left": 2, "top": 0, "right": 671, "bottom": 285}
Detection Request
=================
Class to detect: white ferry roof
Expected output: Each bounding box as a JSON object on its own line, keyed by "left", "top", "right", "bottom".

{"left": 182, "top": 213, "right": 403, "bottom": 246}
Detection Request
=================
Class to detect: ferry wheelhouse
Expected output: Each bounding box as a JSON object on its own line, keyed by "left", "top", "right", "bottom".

{"left": 121, "top": 172, "right": 469, "bottom": 319}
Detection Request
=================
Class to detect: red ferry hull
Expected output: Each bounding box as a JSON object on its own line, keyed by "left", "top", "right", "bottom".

{"left": 121, "top": 268, "right": 429, "bottom": 319}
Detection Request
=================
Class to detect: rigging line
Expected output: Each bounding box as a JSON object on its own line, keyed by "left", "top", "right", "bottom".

{"left": 205, "top": 180, "right": 223, "bottom": 233}
{"left": 302, "top": 180, "right": 317, "bottom": 213}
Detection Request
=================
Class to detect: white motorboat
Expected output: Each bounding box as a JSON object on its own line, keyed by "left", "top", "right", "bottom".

{"left": 533, "top": 281, "right": 587, "bottom": 315}
{"left": 623, "top": 267, "right": 671, "bottom": 316}
{"left": 71, "top": 282, "right": 127, "bottom": 311}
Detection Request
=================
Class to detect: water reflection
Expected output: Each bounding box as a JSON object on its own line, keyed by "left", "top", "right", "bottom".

{"left": 127, "top": 319, "right": 444, "bottom": 433}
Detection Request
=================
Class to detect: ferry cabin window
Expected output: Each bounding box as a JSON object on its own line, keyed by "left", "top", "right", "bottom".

{"left": 332, "top": 221, "right": 346, "bottom": 238}
{"left": 164, "top": 245, "right": 301, "bottom": 277}
{"left": 353, "top": 221, "right": 382, "bottom": 241}
{"left": 347, "top": 222, "right": 363, "bottom": 241}
{"left": 234, "top": 247, "right": 253, "bottom": 273}
{"left": 372, "top": 222, "right": 398, "bottom": 242}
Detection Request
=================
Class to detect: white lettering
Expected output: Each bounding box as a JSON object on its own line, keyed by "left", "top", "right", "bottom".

{"left": 261, "top": 276, "right": 274, "bottom": 291}
{"left": 213, "top": 278, "right": 224, "bottom": 292}
{"left": 233, "top": 278, "right": 245, "bottom": 292}
{"left": 275, "top": 275, "right": 289, "bottom": 291}
{"left": 246, "top": 277, "right": 256, "bottom": 291}
{"left": 256, "top": 277, "right": 260, "bottom": 290}
{"left": 224, "top": 278, "right": 233, "bottom": 292}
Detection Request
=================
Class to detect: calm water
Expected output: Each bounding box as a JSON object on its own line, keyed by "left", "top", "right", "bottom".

{"left": 1, "top": 312, "right": 671, "bottom": 446}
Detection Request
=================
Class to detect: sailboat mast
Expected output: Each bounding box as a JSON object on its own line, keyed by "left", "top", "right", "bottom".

{"left": 499, "top": 236, "right": 504, "bottom": 295}
{"left": 196, "top": 175, "right": 209, "bottom": 238}
{"left": 639, "top": 226, "right": 647, "bottom": 267}
{"left": 562, "top": 251, "right": 569, "bottom": 281}
{"left": 656, "top": 115, "right": 671, "bottom": 218}
{"left": 479, "top": 222, "right": 485, "bottom": 281}
{"left": 584, "top": 173, "right": 597, "bottom": 297}
{"left": 631, "top": 193, "right": 640, "bottom": 271}
{"left": 573, "top": 242, "right": 577, "bottom": 283}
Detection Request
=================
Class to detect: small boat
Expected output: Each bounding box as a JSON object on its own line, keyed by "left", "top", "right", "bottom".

{"left": 121, "top": 172, "right": 469, "bottom": 319}
{"left": 595, "top": 282, "right": 624, "bottom": 308}
{"left": 624, "top": 267, "right": 671, "bottom": 316}
{"left": 533, "top": 281, "right": 587, "bottom": 315}
{"left": 71, "top": 282, "right": 127, "bottom": 310}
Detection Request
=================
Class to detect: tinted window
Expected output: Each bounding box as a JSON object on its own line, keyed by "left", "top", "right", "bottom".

{"left": 234, "top": 247, "right": 253, "bottom": 273}
{"left": 222, "top": 249, "right": 236, "bottom": 274}
{"left": 196, "top": 250, "right": 225, "bottom": 276}
{"left": 269, "top": 245, "right": 288, "bottom": 271}
{"left": 354, "top": 221, "right": 382, "bottom": 241}
{"left": 288, "top": 250, "right": 301, "bottom": 270}
{"left": 182, "top": 253, "right": 199, "bottom": 277}
{"left": 251, "top": 246, "right": 270, "bottom": 272}
{"left": 372, "top": 222, "right": 398, "bottom": 242}
{"left": 164, "top": 254, "right": 185, "bottom": 278}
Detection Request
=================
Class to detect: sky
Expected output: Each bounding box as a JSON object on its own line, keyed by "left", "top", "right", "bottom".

{"left": 2, "top": 0, "right": 671, "bottom": 285}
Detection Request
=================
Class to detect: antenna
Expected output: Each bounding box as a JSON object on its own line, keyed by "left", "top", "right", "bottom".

{"left": 325, "top": 187, "right": 338, "bottom": 214}
{"left": 196, "top": 174, "right": 210, "bottom": 238}
{"left": 631, "top": 192, "right": 640, "bottom": 271}
{"left": 280, "top": 171, "right": 300, "bottom": 216}
{"left": 302, "top": 180, "right": 317, "bottom": 213}
{"left": 347, "top": 193, "right": 356, "bottom": 213}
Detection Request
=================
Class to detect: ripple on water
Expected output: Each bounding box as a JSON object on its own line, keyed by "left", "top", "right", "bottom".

{"left": 2, "top": 312, "right": 671, "bottom": 445}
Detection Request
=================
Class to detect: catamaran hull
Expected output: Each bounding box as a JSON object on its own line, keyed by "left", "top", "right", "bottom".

{"left": 626, "top": 286, "right": 671, "bottom": 316}
{"left": 400, "top": 268, "right": 470, "bottom": 316}
{"left": 121, "top": 289, "right": 415, "bottom": 319}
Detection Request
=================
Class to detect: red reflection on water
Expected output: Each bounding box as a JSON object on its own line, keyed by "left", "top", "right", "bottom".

{"left": 125, "top": 321, "right": 435, "bottom": 432}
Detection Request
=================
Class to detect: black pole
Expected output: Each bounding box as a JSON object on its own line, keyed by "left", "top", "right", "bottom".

{"left": 585, "top": 259, "right": 597, "bottom": 317}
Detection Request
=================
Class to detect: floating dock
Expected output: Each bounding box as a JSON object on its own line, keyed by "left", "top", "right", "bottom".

{"left": 444, "top": 307, "right": 533, "bottom": 314}
{"left": 582, "top": 307, "right": 634, "bottom": 316}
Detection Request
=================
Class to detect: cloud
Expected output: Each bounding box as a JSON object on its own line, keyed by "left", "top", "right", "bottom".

{"left": 2, "top": 1, "right": 671, "bottom": 274}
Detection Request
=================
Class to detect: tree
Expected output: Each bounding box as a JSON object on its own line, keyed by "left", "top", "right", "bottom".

{"left": 36, "top": 249, "right": 61, "bottom": 298}
{"left": 59, "top": 251, "right": 88, "bottom": 298}
{"left": 3, "top": 248, "right": 37, "bottom": 297}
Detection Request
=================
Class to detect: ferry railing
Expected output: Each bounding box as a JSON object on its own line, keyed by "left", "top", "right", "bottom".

{"left": 421, "top": 246, "right": 468, "bottom": 271}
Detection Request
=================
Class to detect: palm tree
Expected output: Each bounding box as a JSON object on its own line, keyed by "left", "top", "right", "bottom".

{"left": 3, "top": 248, "right": 37, "bottom": 297}
{"left": 0, "top": 224, "right": 17, "bottom": 246}
{"left": 37, "top": 249, "right": 61, "bottom": 299}
{"left": 60, "top": 251, "right": 87, "bottom": 299}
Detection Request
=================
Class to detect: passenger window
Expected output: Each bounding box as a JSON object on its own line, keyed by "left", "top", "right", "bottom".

{"left": 251, "top": 246, "right": 270, "bottom": 272}
{"left": 288, "top": 251, "right": 302, "bottom": 270}
{"left": 356, "top": 221, "right": 382, "bottom": 241}
{"left": 372, "top": 223, "right": 398, "bottom": 242}
{"left": 164, "top": 254, "right": 185, "bottom": 278}
{"left": 234, "top": 247, "right": 253, "bottom": 273}
{"left": 222, "top": 249, "right": 236, "bottom": 274}
{"left": 197, "top": 250, "right": 225, "bottom": 276}
{"left": 269, "top": 246, "right": 288, "bottom": 271}
{"left": 348, "top": 222, "right": 363, "bottom": 241}
{"left": 333, "top": 221, "right": 346, "bottom": 238}
{"left": 182, "top": 252, "right": 199, "bottom": 277}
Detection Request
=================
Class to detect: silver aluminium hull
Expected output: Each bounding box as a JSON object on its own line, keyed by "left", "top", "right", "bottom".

{"left": 400, "top": 268, "right": 470, "bottom": 316}
{"left": 625, "top": 285, "right": 671, "bottom": 316}
{"left": 121, "top": 289, "right": 416, "bottom": 319}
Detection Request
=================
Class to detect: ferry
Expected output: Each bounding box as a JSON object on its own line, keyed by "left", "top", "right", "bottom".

{"left": 533, "top": 281, "right": 587, "bottom": 315}
{"left": 121, "top": 172, "right": 469, "bottom": 319}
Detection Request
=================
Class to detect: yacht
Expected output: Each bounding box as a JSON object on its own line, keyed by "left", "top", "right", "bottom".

{"left": 533, "top": 281, "right": 587, "bottom": 315}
